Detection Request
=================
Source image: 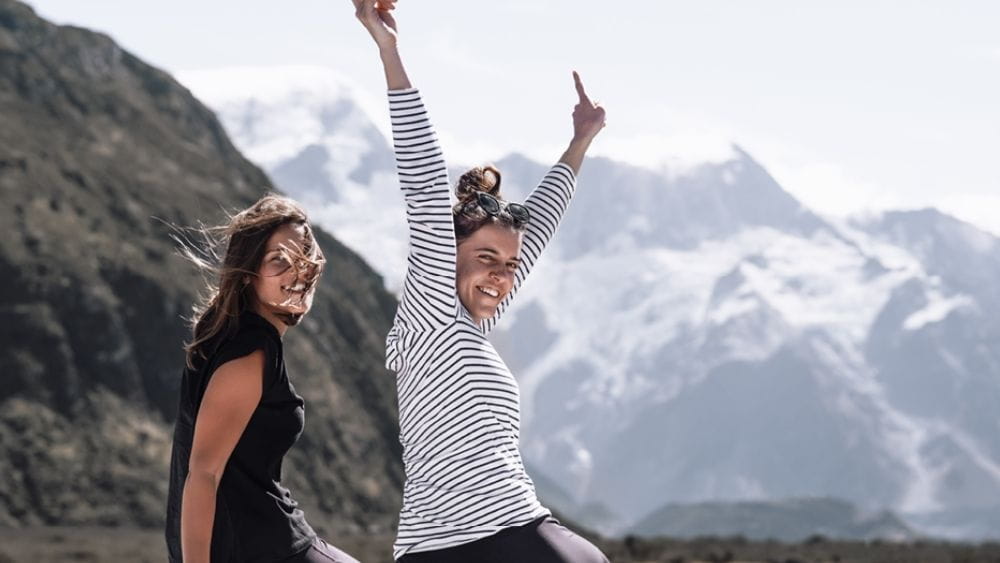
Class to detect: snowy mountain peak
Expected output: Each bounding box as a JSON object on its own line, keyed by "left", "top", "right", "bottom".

{"left": 179, "top": 65, "right": 365, "bottom": 109}
{"left": 860, "top": 208, "right": 999, "bottom": 257}
{"left": 853, "top": 208, "right": 1000, "bottom": 302}
{"left": 177, "top": 65, "right": 389, "bottom": 172}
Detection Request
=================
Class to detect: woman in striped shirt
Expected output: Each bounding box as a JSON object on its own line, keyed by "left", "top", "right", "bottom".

{"left": 353, "top": 1, "right": 609, "bottom": 561}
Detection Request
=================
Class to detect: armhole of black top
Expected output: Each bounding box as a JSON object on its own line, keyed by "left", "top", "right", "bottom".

{"left": 205, "top": 329, "right": 274, "bottom": 397}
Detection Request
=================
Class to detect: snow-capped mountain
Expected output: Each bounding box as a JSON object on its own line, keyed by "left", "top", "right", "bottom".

{"left": 494, "top": 158, "right": 1000, "bottom": 538}
{"left": 179, "top": 66, "right": 409, "bottom": 291}
{"left": 179, "top": 66, "right": 1000, "bottom": 540}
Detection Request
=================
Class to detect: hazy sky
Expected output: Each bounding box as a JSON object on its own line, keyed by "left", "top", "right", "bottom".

{"left": 26, "top": 1, "right": 1000, "bottom": 234}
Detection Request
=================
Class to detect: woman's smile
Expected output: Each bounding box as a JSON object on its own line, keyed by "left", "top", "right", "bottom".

{"left": 476, "top": 285, "right": 500, "bottom": 298}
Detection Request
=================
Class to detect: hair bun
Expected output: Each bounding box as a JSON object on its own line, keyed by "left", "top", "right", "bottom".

{"left": 456, "top": 165, "right": 502, "bottom": 203}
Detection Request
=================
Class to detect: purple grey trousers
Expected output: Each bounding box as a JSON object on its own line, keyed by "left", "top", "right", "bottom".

{"left": 396, "top": 516, "right": 609, "bottom": 563}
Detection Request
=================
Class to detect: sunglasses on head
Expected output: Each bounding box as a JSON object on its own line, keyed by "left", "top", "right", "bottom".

{"left": 469, "top": 192, "right": 531, "bottom": 226}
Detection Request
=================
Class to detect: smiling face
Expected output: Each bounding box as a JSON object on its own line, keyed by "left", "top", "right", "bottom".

{"left": 250, "top": 222, "right": 319, "bottom": 330}
{"left": 455, "top": 222, "right": 523, "bottom": 323}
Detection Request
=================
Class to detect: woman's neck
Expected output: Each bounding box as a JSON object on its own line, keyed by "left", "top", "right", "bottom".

{"left": 251, "top": 304, "right": 289, "bottom": 338}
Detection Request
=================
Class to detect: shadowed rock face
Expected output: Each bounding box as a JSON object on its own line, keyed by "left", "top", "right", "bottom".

{"left": 0, "top": 0, "right": 402, "bottom": 533}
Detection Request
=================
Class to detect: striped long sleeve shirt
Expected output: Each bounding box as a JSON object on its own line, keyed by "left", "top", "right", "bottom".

{"left": 384, "top": 88, "right": 577, "bottom": 559}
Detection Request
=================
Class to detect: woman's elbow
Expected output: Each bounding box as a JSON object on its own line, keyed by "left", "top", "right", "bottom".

{"left": 186, "top": 456, "right": 225, "bottom": 487}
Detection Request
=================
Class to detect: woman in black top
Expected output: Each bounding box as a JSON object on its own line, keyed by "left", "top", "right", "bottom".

{"left": 165, "top": 195, "right": 358, "bottom": 563}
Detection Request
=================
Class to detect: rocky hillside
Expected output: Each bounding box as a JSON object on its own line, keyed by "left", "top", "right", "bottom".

{"left": 0, "top": 0, "right": 402, "bottom": 534}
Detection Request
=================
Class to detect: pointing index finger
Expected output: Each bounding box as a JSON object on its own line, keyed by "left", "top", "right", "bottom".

{"left": 573, "top": 71, "right": 591, "bottom": 105}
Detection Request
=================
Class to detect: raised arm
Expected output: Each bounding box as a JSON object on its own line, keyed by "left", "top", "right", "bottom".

{"left": 355, "top": 0, "right": 457, "bottom": 330}
{"left": 353, "top": 0, "right": 409, "bottom": 89}
{"left": 483, "top": 72, "right": 606, "bottom": 332}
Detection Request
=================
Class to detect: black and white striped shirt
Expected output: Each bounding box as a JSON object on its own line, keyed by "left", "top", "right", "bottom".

{"left": 384, "top": 88, "right": 577, "bottom": 558}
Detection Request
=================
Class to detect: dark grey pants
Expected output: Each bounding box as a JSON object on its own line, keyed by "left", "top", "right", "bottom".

{"left": 397, "top": 516, "right": 609, "bottom": 563}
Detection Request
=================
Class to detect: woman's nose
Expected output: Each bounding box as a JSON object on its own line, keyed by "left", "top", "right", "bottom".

{"left": 490, "top": 268, "right": 513, "bottom": 285}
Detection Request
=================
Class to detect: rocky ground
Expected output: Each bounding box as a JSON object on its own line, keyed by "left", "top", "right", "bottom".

{"left": 1, "top": 527, "right": 999, "bottom": 563}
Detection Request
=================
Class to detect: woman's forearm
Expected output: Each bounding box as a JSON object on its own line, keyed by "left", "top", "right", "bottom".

{"left": 180, "top": 470, "right": 219, "bottom": 563}
{"left": 559, "top": 135, "right": 595, "bottom": 176}
{"left": 380, "top": 46, "right": 411, "bottom": 90}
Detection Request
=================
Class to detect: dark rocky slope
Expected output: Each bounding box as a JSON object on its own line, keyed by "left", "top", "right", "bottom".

{"left": 0, "top": 0, "right": 402, "bottom": 534}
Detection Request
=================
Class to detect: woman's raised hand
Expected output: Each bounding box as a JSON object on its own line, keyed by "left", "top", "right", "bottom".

{"left": 353, "top": 0, "right": 409, "bottom": 96}
{"left": 571, "top": 71, "right": 606, "bottom": 142}
{"left": 557, "top": 71, "right": 605, "bottom": 173}
{"left": 352, "top": 0, "right": 398, "bottom": 50}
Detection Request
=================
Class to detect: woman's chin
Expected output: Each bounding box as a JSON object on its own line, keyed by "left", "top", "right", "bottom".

{"left": 474, "top": 304, "right": 498, "bottom": 321}
{"left": 263, "top": 301, "right": 311, "bottom": 323}
{"left": 459, "top": 294, "right": 499, "bottom": 322}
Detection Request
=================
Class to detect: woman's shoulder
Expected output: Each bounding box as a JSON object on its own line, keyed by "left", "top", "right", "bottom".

{"left": 189, "top": 311, "right": 281, "bottom": 385}
{"left": 179, "top": 312, "right": 287, "bottom": 416}
{"left": 215, "top": 311, "right": 277, "bottom": 355}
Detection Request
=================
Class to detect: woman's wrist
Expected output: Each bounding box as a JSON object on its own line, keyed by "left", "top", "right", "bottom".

{"left": 378, "top": 42, "right": 399, "bottom": 58}
{"left": 568, "top": 135, "right": 594, "bottom": 154}
{"left": 559, "top": 138, "right": 592, "bottom": 175}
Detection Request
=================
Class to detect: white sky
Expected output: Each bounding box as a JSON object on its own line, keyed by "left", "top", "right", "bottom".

{"left": 25, "top": 0, "right": 1000, "bottom": 234}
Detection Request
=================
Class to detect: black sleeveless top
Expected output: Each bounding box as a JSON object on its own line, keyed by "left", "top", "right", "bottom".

{"left": 165, "top": 311, "right": 316, "bottom": 562}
